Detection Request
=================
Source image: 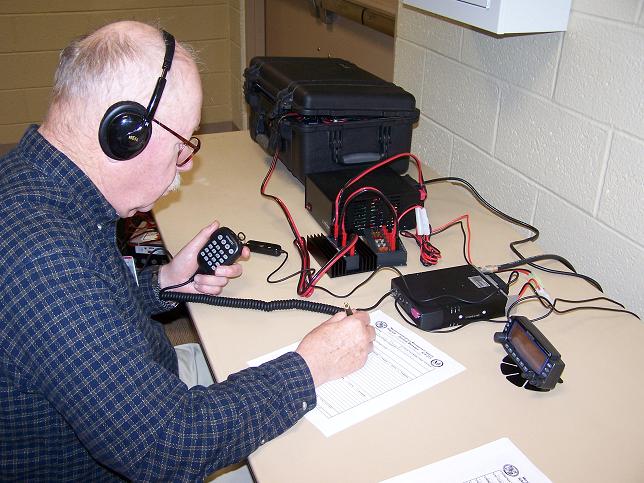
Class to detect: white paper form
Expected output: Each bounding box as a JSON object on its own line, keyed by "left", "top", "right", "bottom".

{"left": 248, "top": 309, "right": 465, "bottom": 436}
{"left": 381, "top": 438, "right": 552, "bottom": 483}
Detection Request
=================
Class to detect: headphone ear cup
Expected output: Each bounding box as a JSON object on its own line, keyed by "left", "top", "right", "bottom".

{"left": 99, "top": 101, "right": 151, "bottom": 160}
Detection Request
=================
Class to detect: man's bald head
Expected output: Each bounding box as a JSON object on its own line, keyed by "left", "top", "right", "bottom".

{"left": 50, "top": 22, "right": 195, "bottom": 109}
{"left": 39, "top": 21, "right": 203, "bottom": 217}
{"left": 43, "top": 22, "right": 197, "bottom": 146}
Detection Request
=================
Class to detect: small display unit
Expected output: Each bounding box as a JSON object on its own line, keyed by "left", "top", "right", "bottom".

{"left": 494, "top": 315, "right": 565, "bottom": 391}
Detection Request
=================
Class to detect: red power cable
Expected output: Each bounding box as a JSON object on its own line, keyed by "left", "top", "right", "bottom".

{"left": 432, "top": 214, "right": 473, "bottom": 265}
{"left": 332, "top": 152, "right": 427, "bottom": 240}
{"left": 260, "top": 119, "right": 428, "bottom": 296}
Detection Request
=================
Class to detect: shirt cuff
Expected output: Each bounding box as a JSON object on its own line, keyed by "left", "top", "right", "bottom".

{"left": 257, "top": 351, "right": 317, "bottom": 422}
{"left": 143, "top": 265, "right": 179, "bottom": 312}
{"left": 278, "top": 351, "right": 317, "bottom": 416}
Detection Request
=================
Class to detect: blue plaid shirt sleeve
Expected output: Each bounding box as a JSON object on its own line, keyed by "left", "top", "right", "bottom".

{"left": 8, "top": 247, "right": 316, "bottom": 481}
{"left": 138, "top": 265, "right": 180, "bottom": 314}
{"left": 0, "top": 127, "right": 317, "bottom": 481}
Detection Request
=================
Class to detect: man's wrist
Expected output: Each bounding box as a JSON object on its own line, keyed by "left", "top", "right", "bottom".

{"left": 156, "top": 264, "right": 169, "bottom": 290}
{"left": 151, "top": 265, "right": 178, "bottom": 309}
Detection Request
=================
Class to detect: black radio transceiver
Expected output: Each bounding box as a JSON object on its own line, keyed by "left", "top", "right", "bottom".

{"left": 494, "top": 315, "right": 565, "bottom": 391}
{"left": 391, "top": 265, "right": 508, "bottom": 331}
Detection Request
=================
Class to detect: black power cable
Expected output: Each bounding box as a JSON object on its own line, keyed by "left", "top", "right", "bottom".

{"left": 508, "top": 282, "right": 640, "bottom": 321}
{"left": 425, "top": 177, "right": 603, "bottom": 292}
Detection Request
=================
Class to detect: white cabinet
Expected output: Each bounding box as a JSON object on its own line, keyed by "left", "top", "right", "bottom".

{"left": 402, "top": 0, "right": 572, "bottom": 35}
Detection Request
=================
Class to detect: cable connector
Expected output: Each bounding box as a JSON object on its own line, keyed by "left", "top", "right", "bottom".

{"left": 414, "top": 206, "right": 430, "bottom": 236}
{"left": 478, "top": 265, "right": 498, "bottom": 273}
{"left": 246, "top": 240, "right": 282, "bottom": 256}
{"left": 536, "top": 287, "right": 554, "bottom": 305}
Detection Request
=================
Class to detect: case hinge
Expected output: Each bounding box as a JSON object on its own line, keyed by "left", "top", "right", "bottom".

{"left": 329, "top": 128, "right": 343, "bottom": 164}
{"left": 270, "top": 86, "right": 296, "bottom": 119}
{"left": 379, "top": 125, "right": 392, "bottom": 158}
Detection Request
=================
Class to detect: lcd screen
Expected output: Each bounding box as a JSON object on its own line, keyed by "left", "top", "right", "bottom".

{"left": 508, "top": 321, "right": 547, "bottom": 371}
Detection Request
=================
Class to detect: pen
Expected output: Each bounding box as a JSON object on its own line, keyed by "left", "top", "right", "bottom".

{"left": 344, "top": 303, "right": 353, "bottom": 316}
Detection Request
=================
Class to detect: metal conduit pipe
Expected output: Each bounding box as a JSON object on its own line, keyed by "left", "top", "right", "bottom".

{"left": 318, "top": 0, "right": 395, "bottom": 37}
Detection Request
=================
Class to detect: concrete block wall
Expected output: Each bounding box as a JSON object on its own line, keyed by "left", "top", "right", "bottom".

{"left": 229, "top": 0, "right": 247, "bottom": 130}
{"left": 394, "top": 0, "right": 644, "bottom": 316}
{"left": 0, "top": 0, "right": 233, "bottom": 146}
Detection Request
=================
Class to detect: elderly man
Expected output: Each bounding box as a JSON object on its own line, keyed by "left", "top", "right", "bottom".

{"left": 0, "top": 21, "right": 374, "bottom": 481}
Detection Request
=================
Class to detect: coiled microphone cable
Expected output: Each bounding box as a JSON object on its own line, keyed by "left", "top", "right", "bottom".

{"left": 160, "top": 291, "right": 343, "bottom": 315}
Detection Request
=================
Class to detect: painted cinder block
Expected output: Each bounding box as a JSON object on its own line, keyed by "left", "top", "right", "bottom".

{"left": 0, "top": 1, "right": 234, "bottom": 146}
{"left": 201, "top": 104, "right": 231, "bottom": 124}
{"left": 394, "top": 3, "right": 644, "bottom": 321}
{"left": 422, "top": 52, "right": 500, "bottom": 153}
{"left": 461, "top": 28, "right": 562, "bottom": 97}
{"left": 598, "top": 134, "right": 644, "bottom": 242}
{"left": 572, "top": 0, "right": 642, "bottom": 22}
{"left": 191, "top": 40, "right": 230, "bottom": 74}
{"left": 160, "top": 5, "right": 228, "bottom": 42}
{"left": 230, "top": 39, "right": 241, "bottom": 79}
{"left": 229, "top": 4, "right": 241, "bottom": 46}
{"left": 24, "top": 87, "right": 52, "bottom": 123}
{"left": 411, "top": 114, "right": 452, "bottom": 176}
{"left": 230, "top": 75, "right": 244, "bottom": 130}
{"left": 0, "top": 1, "right": 221, "bottom": 14}
{"left": 0, "top": 123, "right": 33, "bottom": 145}
{"left": 397, "top": 5, "right": 461, "bottom": 60}
{"left": 0, "top": 90, "right": 28, "bottom": 124}
{"left": 393, "top": 39, "right": 425, "bottom": 106}
{"left": 533, "top": 190, "right": 644, "bottom": 318}
{"left": 0, "top": 87, "right": 50, "bottom": 126}
{"left": 555, "top": 14, "right": 644, "bottom": 139}
{"left": 496, "top": 85, "right": 608, "bottom": 211}
{"left": 9, "top": 13, "right": 90, "bottom": 52}
{"left": 0, "top": 52, "right": 60, "bottom": 90}
{"left": 451, "top": 138, "right": 538, "bottom": 223}
{"left": 201, "top": 73, "right": 229, "bottom": 107}
{"left": 0, "top": 16, "right": 17, "bottom": 52}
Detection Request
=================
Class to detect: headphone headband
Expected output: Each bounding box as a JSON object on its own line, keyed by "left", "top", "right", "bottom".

{"left": 161, "top": 30, "right": 175, "bottom": 73}
{"left": 98, "top": 29, "right": 176, "bottom": 160}
{"left": 146, "top": 30, "right": 175, "bottom": 120}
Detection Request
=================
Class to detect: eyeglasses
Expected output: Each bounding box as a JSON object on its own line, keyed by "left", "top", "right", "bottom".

{"left": 152, "top": 118, "right": 201, "bottom": 167}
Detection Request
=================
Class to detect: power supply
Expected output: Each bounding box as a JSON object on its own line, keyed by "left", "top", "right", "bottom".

{"left": 391, "top": 265, "right": 508, "bottom": 331}
{"left": 304, "top": 165, "right": 419, "bottom": 234}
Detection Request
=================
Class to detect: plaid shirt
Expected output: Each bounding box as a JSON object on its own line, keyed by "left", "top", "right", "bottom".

{"left": 0, "top": 126, "right": 316, "bottom": 481}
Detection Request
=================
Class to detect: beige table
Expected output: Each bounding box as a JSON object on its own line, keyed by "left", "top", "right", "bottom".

{"left": 155, "top": 131, "right": 644, "bottom": 482}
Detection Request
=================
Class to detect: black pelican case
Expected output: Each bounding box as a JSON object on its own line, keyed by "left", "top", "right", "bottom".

{"left": 243, "top": 57, "right": 420, "bottom": 183}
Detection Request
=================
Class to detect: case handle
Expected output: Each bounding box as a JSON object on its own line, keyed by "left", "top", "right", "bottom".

{"left": 341, "top": 152, "right": 381, "bottom": 164}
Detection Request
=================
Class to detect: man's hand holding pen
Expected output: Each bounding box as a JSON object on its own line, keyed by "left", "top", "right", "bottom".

{"left": 296, "top": 309, "right": 375, "bottom": 387}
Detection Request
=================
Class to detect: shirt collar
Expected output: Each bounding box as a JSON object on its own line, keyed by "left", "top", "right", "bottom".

{"left": 17, "top": 125, "right": 119, "bottom": 226}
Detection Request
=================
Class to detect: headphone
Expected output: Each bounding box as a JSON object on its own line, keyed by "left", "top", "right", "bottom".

{"left": 98, "top": 30, "right": 176, "bottom": 160}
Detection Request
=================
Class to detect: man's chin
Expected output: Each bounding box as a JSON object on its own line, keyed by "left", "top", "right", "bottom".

{"left": 163, "top": 173, "right": 182, "bottom": 197}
